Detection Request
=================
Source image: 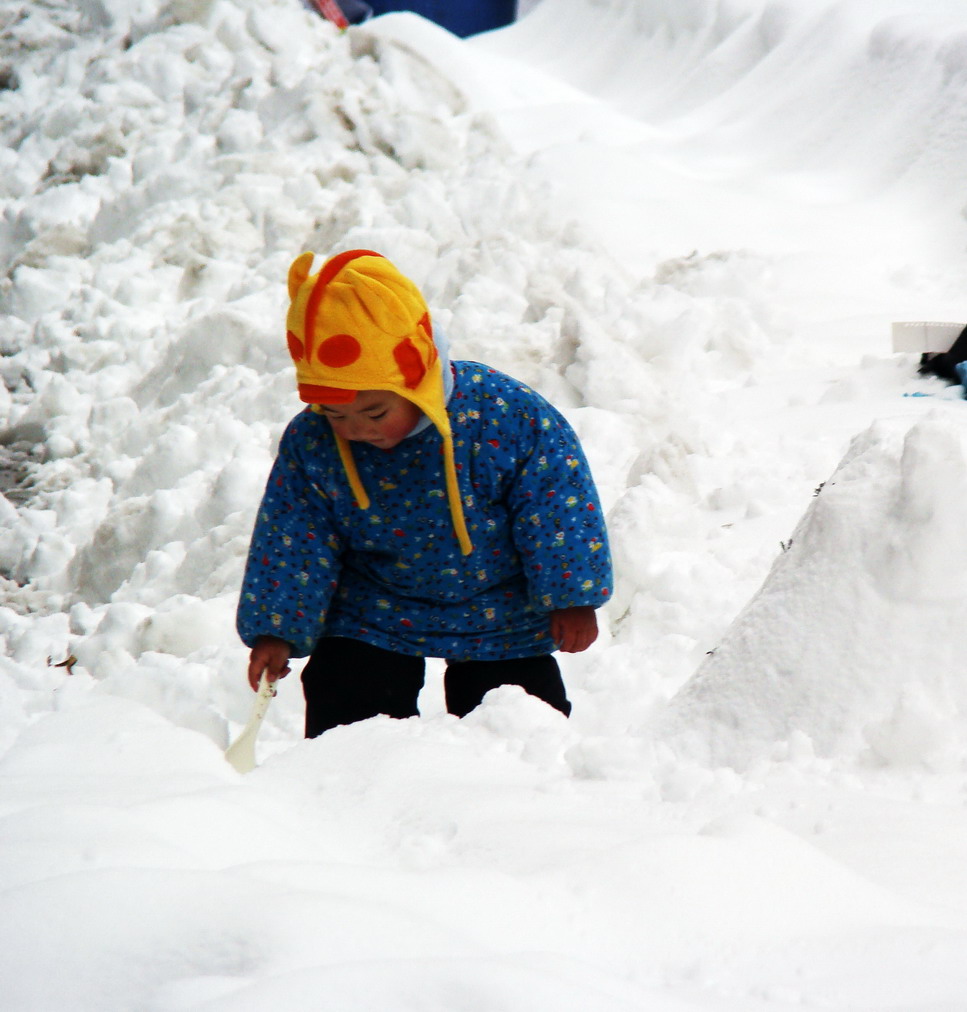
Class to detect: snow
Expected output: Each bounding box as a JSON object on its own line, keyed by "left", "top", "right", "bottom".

{"left": 3, "top": 0, "right": 967, "bottom": 1007}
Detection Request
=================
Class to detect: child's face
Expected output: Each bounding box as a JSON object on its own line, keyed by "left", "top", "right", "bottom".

{"left": 318, "top": 390, "right": 422, "bottom": 450}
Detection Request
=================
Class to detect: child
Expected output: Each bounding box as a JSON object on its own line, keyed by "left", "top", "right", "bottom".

{"left": 237, "top": 249, "right": 613, "bottom": 736}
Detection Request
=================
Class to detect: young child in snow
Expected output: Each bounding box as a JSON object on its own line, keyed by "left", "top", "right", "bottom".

{"left": 237, "top": 249, "right": 613, "bottom": 736}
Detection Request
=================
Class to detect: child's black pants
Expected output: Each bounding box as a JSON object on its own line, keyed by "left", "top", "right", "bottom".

{"left": 301, "top": 636, "right": 571, "bottom": 738}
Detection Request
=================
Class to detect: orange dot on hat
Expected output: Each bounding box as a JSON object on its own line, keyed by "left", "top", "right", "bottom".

{"left": 286, "top": 330, "right": 304, "bottom": 360}
{"left": 393, "top": 337, "right": 426, "bottom": 388}
{"left": 318, "top": 334, "right": 362, "bottom": 368}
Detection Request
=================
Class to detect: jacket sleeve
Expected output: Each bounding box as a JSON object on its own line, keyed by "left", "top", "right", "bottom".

{"left": 236, "top": 419, "right": 344, "bottom": 657}
{"left": 505, "top": 397, "right": 613, "bottom": 612}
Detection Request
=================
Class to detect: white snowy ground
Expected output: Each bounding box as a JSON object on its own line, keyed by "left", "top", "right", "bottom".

{"left": 3, "top": 0, "right": 967, "bottom": 1008}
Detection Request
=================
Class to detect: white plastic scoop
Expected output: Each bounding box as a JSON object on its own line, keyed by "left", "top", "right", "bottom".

{"left": 224, "top": 673, "right": 277, "bottom": 773}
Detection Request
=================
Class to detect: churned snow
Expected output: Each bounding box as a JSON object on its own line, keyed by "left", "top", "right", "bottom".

{"left": 3, "top": 0, "right": 967, "bottom": 1008}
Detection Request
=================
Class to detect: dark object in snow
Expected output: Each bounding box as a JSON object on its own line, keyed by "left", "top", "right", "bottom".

{"left": 918, "top": 323, "right": 967, "bottom": 383}
{"left": 306, "top": 0, "right": 372, "bottom": 27}
{"left": 50, "top": 654, "right": 78, "bottom": 675}
{"left": 365, "top": 0, "right": 516, "bottom": 37}
{"left": 332, "top": 0, "right": 373, "bottom": 23}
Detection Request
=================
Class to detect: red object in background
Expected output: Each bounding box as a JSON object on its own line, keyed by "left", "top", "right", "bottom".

{"left": 311, "top": 0, "right": 350, "bottom": 29}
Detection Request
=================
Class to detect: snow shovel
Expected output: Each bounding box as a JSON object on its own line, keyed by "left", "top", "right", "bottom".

{"left": 224, "top": 673, "right": 277, "bottom": 773}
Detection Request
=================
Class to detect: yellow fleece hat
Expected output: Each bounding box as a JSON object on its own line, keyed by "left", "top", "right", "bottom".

{"left": 285, "top": 249, "right": 472, "bottom": 555}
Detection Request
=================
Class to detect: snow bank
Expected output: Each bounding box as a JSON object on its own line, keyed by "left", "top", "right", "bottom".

{"left": 485, "top": 0, "right": 967, "bottom": 202}
{"left": 666, "top": 411, "right": 967, "bottom": 769}
{"left": 4, "top": 686, "right": 962, "bottom": 1012}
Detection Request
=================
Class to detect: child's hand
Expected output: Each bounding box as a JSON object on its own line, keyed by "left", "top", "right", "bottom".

{"left": 550, "top": 606, "right": 598, "bottom": 653}
{"left": 248, "top": 635, "right": 292, "bottom": 691}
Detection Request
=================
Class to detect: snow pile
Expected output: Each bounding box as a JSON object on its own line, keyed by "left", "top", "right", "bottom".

{"left": 666, "top": 412, "right": 967, "bottom": 769}
{"left": 488, "top": 0, "right": 967, "bottom": 203}
{"left": 5, "top": 687, "right": 965, "bottom": 1012}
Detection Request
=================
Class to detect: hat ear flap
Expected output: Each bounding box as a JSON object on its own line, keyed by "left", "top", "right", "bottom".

{"left": 288, "top": 252, "right": 315, "bottom": 301}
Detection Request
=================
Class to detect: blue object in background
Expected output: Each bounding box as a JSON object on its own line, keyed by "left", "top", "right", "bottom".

{"left": 955, "top": 360, "right": 967, "bottom": 393}
{"left": 365, "top": 0, "right": 517, "bottom": 37}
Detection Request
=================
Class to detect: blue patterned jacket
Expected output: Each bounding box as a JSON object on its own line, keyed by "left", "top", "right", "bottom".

{"left": 237, "top": 363, "right": 613, "bottom": 660}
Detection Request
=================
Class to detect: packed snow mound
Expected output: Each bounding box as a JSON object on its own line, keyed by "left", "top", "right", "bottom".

{"left": 486, "top": 0, "right": 967, "bottom": 201}
{"left": 664, "top": 410, "right": 967, "bottom": 769}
